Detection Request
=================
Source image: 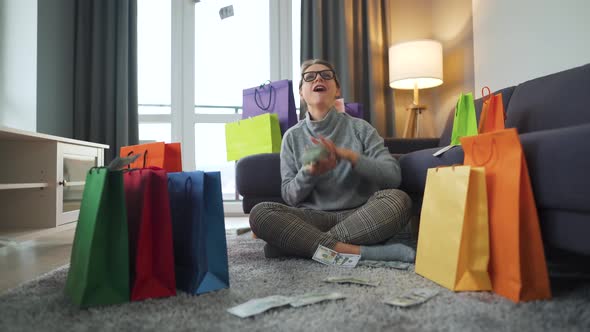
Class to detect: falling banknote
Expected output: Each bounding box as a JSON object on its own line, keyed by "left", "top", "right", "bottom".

{"left": 323, "top": 276, "right": 379, "bottom": 287}
{"left": 383, "top": 288, "right": 439, "bottom": 308}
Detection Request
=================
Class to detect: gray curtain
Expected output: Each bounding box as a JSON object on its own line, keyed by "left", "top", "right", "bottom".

{"left": 73, "top": 0, "right": 139, "bottom": 162}
{"left": 301, "top": 0, "right": 395, "bottom": 137}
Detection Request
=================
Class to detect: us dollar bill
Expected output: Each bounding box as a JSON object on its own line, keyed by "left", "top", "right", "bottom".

{"left": 312, "top": 245, "right": 361, "bottom": 268}
{"left": 323, "top": 276, "right": 379, "bottom": 287}
{"left": 312, "top": 245, "right": 338, "bottom": 265}
{"left": 289, "top": 292, "right": 346, "bottom": 307}
{"left": 106, "top": 153, "right": 141, "bottom": 170}
{"left": 227, "top": 295, "right": 292, "bottom": 318}
{"left": 357, "top": 260, "right": 411, "bottom": 270}
{"left": 383, "top": 288, "right": 439, "bottom": 308}
{"left": 227, "top": 293, "right": 346, "bottom": 318}
{"left": 333, "top": 253, "right": 361, "bottom": 268}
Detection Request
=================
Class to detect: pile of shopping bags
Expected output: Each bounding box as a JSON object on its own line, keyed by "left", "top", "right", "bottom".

{"left": 65, "top": 142, "right": 230, "bottom": 308}
{"left": 224, "top": 80, "right": 365, "bottom": 162}
{"left": 415, "top": 87, "right": 552, "bottom": 303}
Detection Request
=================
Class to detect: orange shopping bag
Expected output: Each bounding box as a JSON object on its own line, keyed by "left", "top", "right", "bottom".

{"left": 461, "top": 128, "right": 551, "bottom": 302}
{"left": 120, "top": 142, "right": 182, "bottom": 172}
{"left": 477, "top": 87, "right": 505, "bottom": 134}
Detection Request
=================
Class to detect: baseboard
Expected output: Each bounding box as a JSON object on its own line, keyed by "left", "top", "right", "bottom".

{"left": 224, "top": 201, "right": 247, "bottom": 217}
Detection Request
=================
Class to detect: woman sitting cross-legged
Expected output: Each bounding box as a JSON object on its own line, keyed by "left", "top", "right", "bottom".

{"left": 249, "top": 58, "right": 415, "bottom": 263}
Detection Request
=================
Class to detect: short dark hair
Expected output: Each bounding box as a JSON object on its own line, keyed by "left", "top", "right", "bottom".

{"left": 299, "top": 59, "right": 341, "bottom": 90}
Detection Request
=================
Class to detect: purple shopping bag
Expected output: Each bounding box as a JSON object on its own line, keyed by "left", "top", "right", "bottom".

{"left": 344, "top": 103, "right": 364, "bottom": 119}
{"left": 242, "top": 80, "right": 297, "bottom": 134}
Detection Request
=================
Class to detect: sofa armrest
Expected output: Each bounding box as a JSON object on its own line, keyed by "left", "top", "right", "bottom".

{"left": 384, "top": 138, "right": 440, "bottom": 155}
{"left": 235, "top": 153, "right": 284, "bottom": 213}
{"left": 399, "top": 146, "right": 465, "bottom": 194}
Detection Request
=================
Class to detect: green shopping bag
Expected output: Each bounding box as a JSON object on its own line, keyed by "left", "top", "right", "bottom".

{"left": 450, "top": 93, "right": 478, "bottom": 145}
{"left": 225, "top": 112, "right": 282, "bottom": 161}
{"left": 65, "top": 167, "right": 129, "bottom": 308}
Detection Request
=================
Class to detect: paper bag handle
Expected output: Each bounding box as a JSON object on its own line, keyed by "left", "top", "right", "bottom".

{"left": 254, "top": 81, "right": 275, "bottom": 111}
{"left": 470, "top": 138, "right": 496, "bottom": 166}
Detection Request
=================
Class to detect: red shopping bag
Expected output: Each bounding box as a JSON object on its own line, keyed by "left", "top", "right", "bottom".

{"left": 124, "top": 167, "right": 176, "bottom": 301}
{"left": 120, "top": 142, "right": 182, "bottom": 172}
{"left": 461, "top": 128, "right": 551, "bottom": 302}
{"left": 478, "top": 87, "right": 505, "bottom": 134}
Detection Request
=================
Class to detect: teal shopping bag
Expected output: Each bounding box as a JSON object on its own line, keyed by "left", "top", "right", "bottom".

{"left": 65, "top": 168, "right": 129, "bottom": 308}
{"left": 450, "top": 93, "right": 478, "bottom": 145}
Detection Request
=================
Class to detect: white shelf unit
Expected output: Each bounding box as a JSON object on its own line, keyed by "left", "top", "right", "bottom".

{"left": 0, "top": 126, "right": 108, "bottom": 241}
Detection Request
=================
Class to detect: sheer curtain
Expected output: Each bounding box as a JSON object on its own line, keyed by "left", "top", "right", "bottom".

{"left": 73, "top": 0, "right": 139, "bottom": 162}
{"left": 301, "top": 0, "right": 395, "bottom": 137}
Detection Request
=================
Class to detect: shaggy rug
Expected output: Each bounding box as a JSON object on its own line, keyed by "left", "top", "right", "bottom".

{"left": 1, "top": 231, "right": 590, "bottom": 332}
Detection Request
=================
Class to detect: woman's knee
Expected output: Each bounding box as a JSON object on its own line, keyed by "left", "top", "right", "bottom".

{"left": 375, "top": 189, "right": 412, "bottom": 216}
{"left": 249, "top": 201, "right": 283, "bottom": 232}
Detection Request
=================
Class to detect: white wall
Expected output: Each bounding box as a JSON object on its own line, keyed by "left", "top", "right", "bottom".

{"left": 0, "top": 0, "right": 37, "bottom": 131}
{"left": 473, "top": 0, "right": 590, "bottom": 92}
{"left": 389, "top": 0, "right": 473, "bottom": 137}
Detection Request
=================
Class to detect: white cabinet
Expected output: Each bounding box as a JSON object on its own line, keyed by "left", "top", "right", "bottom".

{"left": 0, "top": 126, "right": 108, "bottom": 240}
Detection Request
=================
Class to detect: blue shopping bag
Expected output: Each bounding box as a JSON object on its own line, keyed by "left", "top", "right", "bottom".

{"left": 167, "top": 171, "right": 229, "bottom": 295}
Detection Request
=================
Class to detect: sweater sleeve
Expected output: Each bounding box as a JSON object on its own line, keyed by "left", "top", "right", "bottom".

{"left": 352, "top": 124, "right": 402, "bottom": 189}
{"left": 280, "top": 132, "right": 320, "bottom": 207}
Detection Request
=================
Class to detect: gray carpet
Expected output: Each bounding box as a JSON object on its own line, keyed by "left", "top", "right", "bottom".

{"left": 1, "top": 231, "right": 590, "bottom": 332}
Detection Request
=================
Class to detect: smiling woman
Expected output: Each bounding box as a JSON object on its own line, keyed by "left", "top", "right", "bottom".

{"left": 248, "top": 59, "right": 416, "bottom": 263}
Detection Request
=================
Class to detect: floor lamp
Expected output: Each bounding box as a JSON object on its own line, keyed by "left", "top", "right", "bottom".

{"left": 389, "top": 40, "right": 443, "bottom": 138}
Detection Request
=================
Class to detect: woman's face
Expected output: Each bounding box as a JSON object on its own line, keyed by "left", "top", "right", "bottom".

{"left": 300, "top": 64, "right": 341, "bottom": 110}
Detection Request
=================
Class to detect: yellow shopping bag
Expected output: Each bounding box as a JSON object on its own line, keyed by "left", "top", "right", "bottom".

{"left": 415, "top": 165, "right": 491, "bottom": 291}
{"left": 225, "top": 113, "right": 282, "bottom": 161}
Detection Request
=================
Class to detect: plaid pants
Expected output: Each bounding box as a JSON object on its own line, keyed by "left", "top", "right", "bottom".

{"left": 249, "top": 189, "right": 412, "bottom": 258}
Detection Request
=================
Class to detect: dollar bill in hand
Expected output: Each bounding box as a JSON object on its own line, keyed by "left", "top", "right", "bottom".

{"left": 383, "top": 288, "right": 439, "bottom": 308}
{"left": 289, "top": 292, "right": 346, "bottom": 307}
{"left": 227, "top": 295, "right": 292, "bottom": 318}
{"left": 301, "top": 144, "right": 330, "bottom": 166}
{"left": 312, "top": 245, "right": 338, "bottom": 265}
{"left": 323, "top": 276, "right": 379, "bottom": 287}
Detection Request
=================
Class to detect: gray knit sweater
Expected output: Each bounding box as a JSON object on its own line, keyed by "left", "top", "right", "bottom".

{"left": 280, "top": 108, "right": 401, "bottom": 211}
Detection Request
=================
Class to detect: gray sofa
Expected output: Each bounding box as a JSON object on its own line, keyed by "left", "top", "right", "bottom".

{"left": 236, "top": 63, "right": 590, "bottom": 257}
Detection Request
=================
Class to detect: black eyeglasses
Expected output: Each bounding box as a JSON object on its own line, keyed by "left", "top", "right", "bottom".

{"left": 302, "top": 69, "right": 335, "bottom": 82}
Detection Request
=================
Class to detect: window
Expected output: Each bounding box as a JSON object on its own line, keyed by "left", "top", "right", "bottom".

{"left": 137, "top": 0, "right": 301, "bottom": 206}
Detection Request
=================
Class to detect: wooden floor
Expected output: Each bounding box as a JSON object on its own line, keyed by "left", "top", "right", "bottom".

{"left": 0, "top": 216, "right": 250, "bottom": 293}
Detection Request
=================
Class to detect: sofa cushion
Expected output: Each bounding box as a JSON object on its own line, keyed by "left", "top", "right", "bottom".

{"left": 438, "top": 86, "right": 516, "bottom": 146}
{"left": 520, "top": 123, "right": 590, "bottom": 212}
{"left": 505, "top": 63, "right": 590, "bottom": 133}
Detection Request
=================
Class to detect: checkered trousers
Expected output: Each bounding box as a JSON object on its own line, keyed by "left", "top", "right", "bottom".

{"left": 249, "top": 189, "right": 412, "bottom": 258}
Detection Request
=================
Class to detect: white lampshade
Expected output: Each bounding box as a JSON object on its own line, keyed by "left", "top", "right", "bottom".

{"left": 389, "top": 40, "right": 443, "bottom": 90}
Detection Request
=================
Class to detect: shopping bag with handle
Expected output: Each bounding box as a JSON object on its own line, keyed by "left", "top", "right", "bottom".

{"left": 120, "top": 142, "right": 182, "bottom": 172}
{"left": 242, "top": 79, "right": 297, "bottom": 134}
{"left": 461, "top": 128, "right": 551, "bottom": 302}
{"left": 450, "top": 93, "right": 478, "bottom": 145}
{"left": 124, "top": 167, "right": 176, "bottom": 301}
{"left": 478, "top": 86, "right": 505, "bottom": 134}
{"left": 65, "top": 167, "right": 129, "bottom": 308}
{"left": 168, "top": 171, "right": 230, "bottom": 295}
{"left": 225, "top": 113, "right": 282, "bottom": 161}
{"left": 415, "top": 165, "right": 491, "bottom": 291}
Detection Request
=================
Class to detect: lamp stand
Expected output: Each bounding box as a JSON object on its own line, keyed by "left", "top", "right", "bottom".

{"left": 402, "top": 84, "right": 427, "bottom": 138}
